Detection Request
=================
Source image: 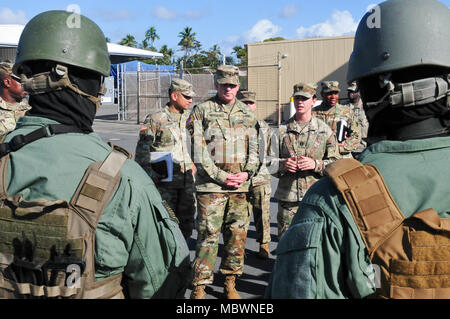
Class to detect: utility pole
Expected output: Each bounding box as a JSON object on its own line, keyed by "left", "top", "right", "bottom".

{"left": 277, "top": 52, "right": 288, "bottom": 126}
{"left": 180, "top": 60, "right": 184, "bottom": 79}
{"left": 277, "top": 52, "right": 281, "bottom": 126}
{"left": 136, "top": 61, "right": 141, "bottom": 124}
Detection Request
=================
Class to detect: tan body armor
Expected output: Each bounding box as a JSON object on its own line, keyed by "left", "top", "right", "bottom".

{"left": 326, "top": 159, "right": 450, "bottom": 299}
{"left": 0, "top": 145, "right": 130, "bottom": 299}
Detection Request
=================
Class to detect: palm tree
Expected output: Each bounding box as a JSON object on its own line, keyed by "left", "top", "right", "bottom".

{"left": 201, "top": 44, "right": 222, "bottom": 68}
{"left": 233, "top": 45, "right": 248, "bottom": 66}
{"left": 119, "top": 34, "right": 137, "bottom": 48}
{"left": 159, "top": 45, "right": 174, "bottom": 65}
{"left": 145, "top": 26, "right": 160, "bottom": 48}
{"left": 178, "top": 27, "right": 197, "bottom": 59}
{"left": 140, "top": 39, "right": 149, "bottom": 49}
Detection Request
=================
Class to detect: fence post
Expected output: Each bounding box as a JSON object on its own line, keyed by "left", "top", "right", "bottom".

{"left": 137, "top": 61, "right": 141, "bottom": 124}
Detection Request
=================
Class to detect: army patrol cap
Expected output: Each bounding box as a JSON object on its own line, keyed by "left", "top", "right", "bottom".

{"left": 321, "top": 81, "right": 340, "bottom": 94}
{"left": 170, "top": 78, "right": 196, "bottom": 97}
{"left": 215, "top": 65, "right": 240, "bottom": 85}
{"left": 237, "top": 90, "right": 256, "bottom": 103}
{"left": 292, "top": 82, "right": 317, "bottom": 98}
{"left": 347, "top": 81, "right": 359, "bottom": 92}
{"left": 0, "top": 62, "right": 21, "bottom": 81}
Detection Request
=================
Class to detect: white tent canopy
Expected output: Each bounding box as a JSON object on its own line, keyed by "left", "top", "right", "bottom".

{"left": 0, "top": 24, "right": 162, "bottom": 64}
{"left": 0, "top": 24, "right": 24, "bottom": 47}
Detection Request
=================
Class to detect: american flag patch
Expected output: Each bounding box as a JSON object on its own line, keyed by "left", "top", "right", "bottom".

{"left": 186, "top": 115, "right": 194, "bottom": 126}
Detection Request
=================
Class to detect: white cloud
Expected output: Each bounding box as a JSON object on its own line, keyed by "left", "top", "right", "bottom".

{"left": 152, "top": 6, "right": 209, "bottom": 20}
{"left": 244, "top": 19, "right": 282, "bottom": 42}
{"left": 184, "top": 9, "right": 208, "bottom": 19}
{"left": 296, "top": 10, "right": 358, "bottom": 38}
{"left": 98, "top": 9, "right": 133, "bottom": 22}
{"left": 220, "top": 19, "right": 282, "bottom": 56}
{"left": 0, "top": 8, "right": 27, "bottom": 24}
{"left": 152, "top": 6, "right": 178, "bottom": 20}
{"left": 279, "top": 4, "right": 299, "bottom": 19}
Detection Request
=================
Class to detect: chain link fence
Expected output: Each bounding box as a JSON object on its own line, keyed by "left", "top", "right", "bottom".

{"left": 122, "top": 70, "right": 218, "bottom": 123}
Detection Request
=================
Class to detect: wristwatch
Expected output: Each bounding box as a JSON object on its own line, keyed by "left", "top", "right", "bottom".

{"left": 244, "top": 170, "right": 255, "bottom": 179}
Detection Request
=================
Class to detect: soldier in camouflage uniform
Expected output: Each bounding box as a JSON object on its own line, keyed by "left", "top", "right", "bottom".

{"left": 0, "top": 62, "right": 31, "bottom": 138}
{"left": 274, "top": 83, "right": 340, "bottom": 238}
{"left": 313, "top": 81, "right": 362, "bottom": 158}
{"left": 344, "top": 81, "right": 369, "bottom": 158}
{"left": 135, "top": 78, "right": 196, "bottom": 241}
{"left": 187, "top": 65, "right": 259, "bottom": 299}
{"left": 237, "top": 90, "right": 272, "bottom": 259}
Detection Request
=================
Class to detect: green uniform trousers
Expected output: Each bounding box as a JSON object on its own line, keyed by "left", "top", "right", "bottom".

{"left": 249, "top": 183, "right": 272, "bottom": 244}
{"left": 192, "top": 192, "right": 250, "bottom": 286}
{"left": 277, "top": 200, "right": 301, "bottom": 239}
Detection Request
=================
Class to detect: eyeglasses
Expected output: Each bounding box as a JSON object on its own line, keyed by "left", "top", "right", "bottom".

{"left": 220, "top": 83, "right": 238, "bottom": 89}
{"left": 294, "top": 96, "right": 311, "bottom": 101}
{"left": 10, "top": 74, "right": 21, "bottom": 82}
{"left": 182, "top": 94, "right": 193, "bottom": 100}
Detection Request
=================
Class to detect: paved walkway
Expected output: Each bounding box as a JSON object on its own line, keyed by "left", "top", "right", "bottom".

{"left": 93, "top": 104, "right": 280, "bottom": 299}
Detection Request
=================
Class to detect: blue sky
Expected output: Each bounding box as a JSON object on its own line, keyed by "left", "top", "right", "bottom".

{"left": 2, "top": 0, "right": 450, "bottom": 59}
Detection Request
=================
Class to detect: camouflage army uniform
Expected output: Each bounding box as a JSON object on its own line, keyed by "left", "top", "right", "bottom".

{"left": 187, "top": 90, "right": 259, "bottom": 286}
{"left": 345, "top": 99, "right": 369, "bottom": 155}
{"left": 237, "top": 90, "right": 273, "bottom": 247}
{"left": 249, "top": 119, "right": 273, "bottom": 245}
{"left": 0, "top": 62, "right": 31, "bottom": 138}
{"left": 135, "top": 104, "right": 196, "bottom": 240}
{"left": 0, "top": 97, "right": 31, "bottom": 137}
{"left": 274, "top": 116, "right": 340, "bottom": 237}
{"left": 313, "top": 81, "right": 362, "bottom": 158}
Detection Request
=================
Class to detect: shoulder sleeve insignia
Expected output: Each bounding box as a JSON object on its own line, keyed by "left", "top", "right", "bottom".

{"left": 186, "top": 114, "right": 195, "bottom": 126}
{"left": 139, "top": 123, "right": 149, "bottom": 132}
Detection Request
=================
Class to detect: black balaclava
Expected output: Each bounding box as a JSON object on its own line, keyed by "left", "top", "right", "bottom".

{"left": 359, "top": 67, "right": 450, "bottom": 144}
{"left": 26, "top": 62, "right": 102, "bottom": 133}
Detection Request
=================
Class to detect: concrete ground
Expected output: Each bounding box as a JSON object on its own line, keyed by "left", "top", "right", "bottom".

{"left": 93, "top": 104, "right": 280, "bottom": 299}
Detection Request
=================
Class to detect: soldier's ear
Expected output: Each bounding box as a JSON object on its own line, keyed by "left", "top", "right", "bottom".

{"left": 170, "top": 91, "right": 179, "bottom": 101}
{"left": 0, "top": 77, "right": 9, "bottom": 88}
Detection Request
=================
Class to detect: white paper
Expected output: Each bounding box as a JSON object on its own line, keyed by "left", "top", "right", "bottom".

{"left": 150, "top": 152, "right": 173, "bottom": 182}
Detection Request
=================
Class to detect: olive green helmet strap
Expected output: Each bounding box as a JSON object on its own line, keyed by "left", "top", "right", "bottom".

{"left": 389, "top": 76, "right": 449, "bottom": 108}
{"left": 366, "top": 74, "right": 450, "bottom": 109}
{"left": 21, "top": 64, "right": 105, "bottom": 109}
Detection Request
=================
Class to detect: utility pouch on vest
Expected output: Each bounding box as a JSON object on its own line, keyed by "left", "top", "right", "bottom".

{"left": 0, "top": 145, "right": 130, "bottom": 299}
{"left": 325, "top": 159, "right": 450, "bottom": 299}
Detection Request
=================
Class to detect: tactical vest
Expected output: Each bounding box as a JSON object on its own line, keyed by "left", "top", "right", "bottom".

{"left": 0, "top": 145, "right": 130, "bottom": 299}
{"left": 326, "top": 159, "right": 450, "bottom": 299}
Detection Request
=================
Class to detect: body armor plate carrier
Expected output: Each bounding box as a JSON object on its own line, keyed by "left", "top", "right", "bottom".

{"left": 326, "top": 159, "right": 450, "bottom": 299}
{"left": 0, "top": 144, "right": 130, "bottom": 299}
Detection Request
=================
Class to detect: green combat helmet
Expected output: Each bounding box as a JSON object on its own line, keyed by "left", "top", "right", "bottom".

{"left": 13, "top": 10, "right": 110, "bottom": 108}
{"left": 347, "top": 0, "right": 450, "bottom": 83}
{"left": 347, "top": 0, "right": 450, "bottom": 109}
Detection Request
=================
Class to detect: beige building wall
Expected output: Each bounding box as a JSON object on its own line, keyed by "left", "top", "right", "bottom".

{"left": 247, "top": 36, "right": 355, "bottom": 123}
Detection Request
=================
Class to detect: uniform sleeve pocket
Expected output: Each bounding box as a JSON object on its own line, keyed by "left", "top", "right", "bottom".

{"left": 271, "top": 218, "right": 324, "bottom": 298}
